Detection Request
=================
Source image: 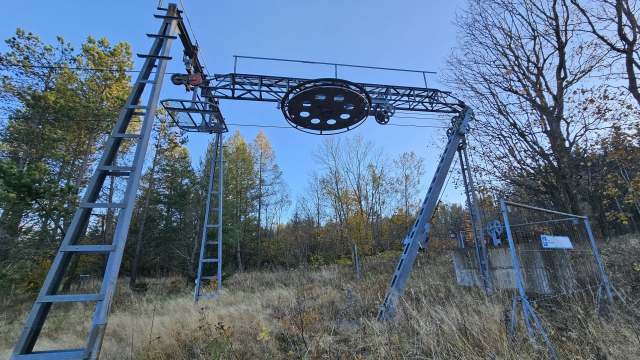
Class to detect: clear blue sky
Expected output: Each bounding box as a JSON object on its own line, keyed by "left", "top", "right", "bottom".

{"left": 1, "top": 0, "right": 469, "bottom": 208}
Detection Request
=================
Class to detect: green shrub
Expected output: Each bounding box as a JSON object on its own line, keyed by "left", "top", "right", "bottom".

{"left": 132, "top": 281, "right": 149, "bottom": 293}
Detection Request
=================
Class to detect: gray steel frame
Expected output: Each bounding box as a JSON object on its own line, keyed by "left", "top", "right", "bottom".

{"left": 232, "top": 55, "right": 437, "bottom": 79}
{"left": 377, "top": 107, "right": 473, "bottom": 321}
{"left": 458, "top": 140, "right": 491, "bottom": 294}
{"left": 161, "top": 98, "right": 227, "bottom": 133}
{"left": 194, "top": 132, "right": 224, "bottom": 301}
{"left": 499, "top": 199, "right": 561, "bottom": 359}
{"left": 499, "top": 199, "right": 617, "bottom": 360}
{"left": 11, "top": 5, "right": 180, "bottom": 359}
{"left": 501, "top": 200, "right": 612, "bottom": 302}
{"left": 200, "top": 73, "right": 465, "bottom": 114}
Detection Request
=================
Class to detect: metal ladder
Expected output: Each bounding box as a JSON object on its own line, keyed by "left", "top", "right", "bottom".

{"left": 194, "top": 132, "right": 224, "bottom": 301}
{"left": 12, "top": 5, "right": 180, "bottom": 359}
{"left": 377, "top": 107, "right": 473, "bottom": 321}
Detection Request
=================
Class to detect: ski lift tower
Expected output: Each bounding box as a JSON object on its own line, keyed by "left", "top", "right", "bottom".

{"left": 12, "top": 3, "right": 490, "bottom": 359}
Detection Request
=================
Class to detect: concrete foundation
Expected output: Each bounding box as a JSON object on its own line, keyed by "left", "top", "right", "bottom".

{"left": 452, "top": 244, "right": 583, "bottom": 295}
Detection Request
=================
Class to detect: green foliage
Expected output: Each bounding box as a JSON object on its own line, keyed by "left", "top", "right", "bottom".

{"left": 0, "top": 264, "right": 19, "bottom": 296}
{"left": 0, "top": 28, "right": 134, "bottom": 283}
{"left": 309, "top": 253, "right": 325, "bottom": 268}
{"left": 221, "top": 130, "right": 258, "bottom": 271}
{"left": 132, "top": 281, "right": 149, "bottom": 293}
{"left": 19, "top": 259, "right": 52, "bottom": 297}
{"left": 173, "top": 308, "right": 236, "bottom": 359}
{"left": 124, "top": 112, "right": 200, "bottom": 281}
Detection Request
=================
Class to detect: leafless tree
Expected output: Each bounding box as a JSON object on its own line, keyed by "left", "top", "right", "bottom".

{"left": 443, "top": 0, "right": 611, "bottom": 214}
{"left": 572, "top": 0, "right": 640, "bottom": 106}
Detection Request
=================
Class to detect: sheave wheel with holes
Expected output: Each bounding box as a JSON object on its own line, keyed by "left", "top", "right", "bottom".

{"left": 281, "top": 78, "right": 372, "bottom": 135}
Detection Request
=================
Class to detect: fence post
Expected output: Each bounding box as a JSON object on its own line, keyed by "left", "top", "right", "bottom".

{"left": 500, "top": 199, "right": 558, "bottom": 360}
{"left": 354, "top": 243, "right": 361, "bottom": 280}
{"left": 583, "top": 219, "right": 613, "bottom": 302}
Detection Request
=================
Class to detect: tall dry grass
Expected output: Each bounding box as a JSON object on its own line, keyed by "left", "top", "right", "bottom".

{"left": 1, "top": 238, "right": 639, "bottom": 359}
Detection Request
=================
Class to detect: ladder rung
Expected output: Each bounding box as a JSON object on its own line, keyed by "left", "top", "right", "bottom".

{"left": 106, "top": 171, "right": 131, "bottom": 177}
{"left": 195, "top": 293, "right": 219, "bottom": 299}
{"left": 99, "top": 165, "right": 135, "bottom": 171}
{"left": 125, "top": 104, "right": 151, "bottom": 110}
{"left": 14, "top": 349, "right": 89, "bottom": 359}
{"left": 99, "top": 166, "right": 134, "bottom": 176}
{"left": 205, "top": 224, "right": 220, "bottom": 228}
{"left": 132, "top": 111, "right": 147, "bottom": 116}
{"left": 200, "top": 276, "right": 219, "bottom": 280}
{"left": 137, "top": 54, "right": 172, "bottom": 60}
{"left": 147, "top": 33, "right": 178, "bottom": 39}
{"left": 80, "top": 202, "right": 127, "bottom": 209}
{"left": 38, "top": 294, "right": 104, "bottom": 303}
{"left": 201, "top": 259, "right": 219, "bottom": 263}
{"left": 136, "top": 79, "right": 156, "bottom": 84}
{"left": 112, "top": 133, "right": 143, "bottom": 139}
{"left": 205, "top": 241, "right": 219, "bottom": 245}
{"left": 153, "top": 14, "right": 182, "bottom": 20}
{"left": 60, "top": 245, "right": 116, "bottom": 253}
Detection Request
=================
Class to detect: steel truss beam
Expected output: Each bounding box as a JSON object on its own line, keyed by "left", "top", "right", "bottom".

{"left": 201, "top": 73, "right": 465, "bottom": 114}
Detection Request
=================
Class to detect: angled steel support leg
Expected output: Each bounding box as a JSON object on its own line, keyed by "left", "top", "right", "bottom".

{"left": 377, "top": 107, "right": 473, "bottom": 321}
{"left": 458, "top": 140, "right": 491, "bottom": 294}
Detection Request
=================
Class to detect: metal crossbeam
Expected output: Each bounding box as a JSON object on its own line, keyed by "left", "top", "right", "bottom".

{"left": 201, "top": 73, "right": 465, "bottom": 113}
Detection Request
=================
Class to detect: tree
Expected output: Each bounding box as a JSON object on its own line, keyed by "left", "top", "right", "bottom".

{"left": 392, "top": 152, "right": 426, "bottom": 219}
{"left": 572, "top": 0, "right": 640, "bottom": 107}
{"left": 124, "top": 125, "right": 199, "bottom": 279}
{"left": 579, "top": 121, "right": 640, "bottom": 236}
{"left": 156, "top": 137, "right": 200, "bottom": 277}
{"left": 0, "top": 29, "right": 77, "bottom": 238}
{"left": 249, "top": 130, "right": 288, "bottom": 269}
{"left": 312, "top": 134, "right": 403, "bottom": 256}
{"left": 128, "top": 111, "right": 173, "bottom": 288}
{"left": 0, "top": 30, "right": 133, "bottom": 289}
{"left": 223, "top": 130, "right": 256, "bottom": 271}
{"left": 444, "top": 0, "right": 612, "bottom": 215}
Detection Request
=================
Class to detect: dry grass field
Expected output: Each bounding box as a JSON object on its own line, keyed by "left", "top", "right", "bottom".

{"left": 1, "top": 236, "right": 640, "bottom": 359}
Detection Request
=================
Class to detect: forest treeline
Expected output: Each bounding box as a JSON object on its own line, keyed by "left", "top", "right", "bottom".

{"left": 1, "top": 0, "right": 640, "bottom": 293}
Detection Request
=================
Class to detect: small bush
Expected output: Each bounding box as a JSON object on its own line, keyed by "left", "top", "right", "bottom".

{"left": 132, "top": 281, "right": 149, "bottom": 293}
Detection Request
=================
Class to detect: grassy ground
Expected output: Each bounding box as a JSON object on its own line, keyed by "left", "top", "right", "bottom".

{"left": 1, "top": 237, "right": 639, "bottom": 359}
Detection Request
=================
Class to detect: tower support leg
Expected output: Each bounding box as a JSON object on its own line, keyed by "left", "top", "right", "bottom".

{"left": 195, "top": 132, "right": 224, "bottom": 301}
{"left": 12, "top": 5, "right": 180, "bottom": 359}
{"left": 377, "top": 108, "right": 473, "bottom": 321}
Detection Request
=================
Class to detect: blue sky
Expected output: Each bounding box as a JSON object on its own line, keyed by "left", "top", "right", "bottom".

{"left": 1, "top": 0, "right": 469, "bottom": 207}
